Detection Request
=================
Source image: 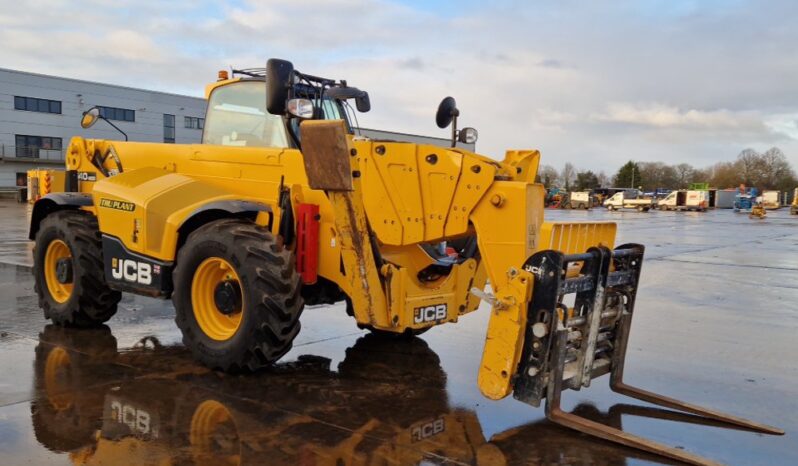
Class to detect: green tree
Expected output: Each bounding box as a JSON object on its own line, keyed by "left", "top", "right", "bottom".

{"left": 613, "top": 161, "right": 642, "bottom": 189}
{"left": 574, "top": 170, "right": 600, "bottom": 190}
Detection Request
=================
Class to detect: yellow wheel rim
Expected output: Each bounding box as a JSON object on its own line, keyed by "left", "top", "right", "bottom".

{"left": 190, "top": 399, "right": 241, "bottom": 466}
{"left": 44, "top": 239, "right": 73, "bottom": 304}
{"left": 191, "top": 258, "right": 244, "bottom": 341}
{"left": 44, "top": 347, "right": 73, "bottom": 411}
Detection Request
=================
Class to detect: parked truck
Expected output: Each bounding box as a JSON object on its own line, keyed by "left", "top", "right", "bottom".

{"left": 26, "top": 59, "right": 781, "bottom": 464}
{"left": 657, "top": 190, "right": 709, "bottom": 212}
{"left": 791, "top": 188, "right": 798, "bottom": 215}
{"left": 603, "top": 190, "right": 653, "bottom": 211}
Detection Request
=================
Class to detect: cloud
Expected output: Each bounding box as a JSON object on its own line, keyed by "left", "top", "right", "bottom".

{"left": 537, "top": 58, "right": 567, "bottom": 69}
{"left": 0, "top": 0, "right": 797, "bottom": 172}
{"left": 593, "top": 103, "right": 763, "bottom": 130}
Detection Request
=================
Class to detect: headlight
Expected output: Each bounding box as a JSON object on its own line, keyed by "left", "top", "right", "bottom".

{"left": 458, "top": 127, "right": 478, "bottom": 144}
{"left": 287, "top": 99, "right": 314, "bottom": 119}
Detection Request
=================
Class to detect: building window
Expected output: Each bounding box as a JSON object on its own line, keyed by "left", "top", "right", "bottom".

{"left": 164, "top": 114, "right": 175, "bottom": 143}
{"left": 15, "top": 134, "right": 63, "bottom": 158}
{"left": 185, "top": 116, "right": 204, "bottom": 129}
{"left": 14, "top": 96, "right": 61, "bottom": 114}
{"left": 97, "top": 106, "right": 135, "bottom": 122}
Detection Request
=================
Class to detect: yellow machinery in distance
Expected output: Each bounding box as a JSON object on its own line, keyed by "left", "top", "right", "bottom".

{"left": 29, "top": 59, "right": 781, "bottom": 465}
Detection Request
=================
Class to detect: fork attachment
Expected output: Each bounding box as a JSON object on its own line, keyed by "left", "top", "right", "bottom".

{"left": 512, "top": 244, "right": 783, "bottom": 466}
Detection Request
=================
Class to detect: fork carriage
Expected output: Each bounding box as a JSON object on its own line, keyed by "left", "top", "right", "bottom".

{"left": 511, "top": 244, "right": 782, "bottom": 466}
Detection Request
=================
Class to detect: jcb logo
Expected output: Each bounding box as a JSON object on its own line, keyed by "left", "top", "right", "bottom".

{"left": 111, "top": 258, "right": 152, "bottom": 285}
{"left": 410, "top": 417, "right": 446, "bottom": 442}
{"left": 110, "top": 400, "right": 155, "bottom": 437}
{"left": 413, "top": 304, "right": 447, "bottom": 323}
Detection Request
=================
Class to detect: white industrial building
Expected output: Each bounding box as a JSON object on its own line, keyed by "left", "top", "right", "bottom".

{"left": 0, "top": 68, "right": 208, "bottom": 188}
{"left": 0, "top": 68, "right": 470, "bottom": 189}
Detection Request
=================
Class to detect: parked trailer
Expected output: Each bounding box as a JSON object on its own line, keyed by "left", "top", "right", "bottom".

{"left": 603, "top": 191, "right": 652, "bottom": 211}
{"left": 716, "top": 189, "right": 737, "bottom": 209}
{"left": 562, "top": 191, "right": 592, "bottom": 209}
{"left": 657, "top": 190, "right": 709, "bottom": 212}
{"left": 762, "top": 190, "right": 781, "bottom": 210}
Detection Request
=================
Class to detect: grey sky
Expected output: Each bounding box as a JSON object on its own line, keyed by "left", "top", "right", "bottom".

{"left": 1, "top": 0, "right": 796, "bottom": 173}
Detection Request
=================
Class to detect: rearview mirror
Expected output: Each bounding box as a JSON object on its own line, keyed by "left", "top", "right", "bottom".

{"left": 81, "top": 107, "right": 100, "bottom": 129}
{"left": 266, "top": 58, "right": 294, "bottom": 115}
{"left": 356, "top": 93, "right": 370, "bottom": 113}
{"left": 435, "top": 96, "right": 459, "bottom": 129}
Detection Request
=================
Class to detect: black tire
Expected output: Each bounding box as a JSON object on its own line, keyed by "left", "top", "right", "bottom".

{"left": 33, "top": 210, "right": 121, "bottom": 327}
{"left": 173, "top": 219, "right": 304, "bottom": 372}
{"left": 607, "top": 205, "right": 614, "bottom": 211}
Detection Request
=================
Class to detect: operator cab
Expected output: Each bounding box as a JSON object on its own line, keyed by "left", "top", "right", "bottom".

{"left": 202, "top": 59, "right": 370, "bottom": 150}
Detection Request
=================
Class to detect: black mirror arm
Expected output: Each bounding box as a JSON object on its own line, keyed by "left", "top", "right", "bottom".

{"left": 451, "top": 114, "right": 458, "bottom": 148}
{"left": 99, "top": 116, "right": 129, "bottom": 141}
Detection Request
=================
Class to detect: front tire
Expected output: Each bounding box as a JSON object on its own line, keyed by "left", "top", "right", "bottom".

{"left": 173, "top": 219, "right": 303, "bottom": 372}
{"left": 33, "top": 210, "right": 121, "bottom": 327}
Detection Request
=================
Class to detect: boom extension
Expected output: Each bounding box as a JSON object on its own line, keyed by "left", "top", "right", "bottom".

{"left": 511, "top": 245, "right": 783, "bottom": 466}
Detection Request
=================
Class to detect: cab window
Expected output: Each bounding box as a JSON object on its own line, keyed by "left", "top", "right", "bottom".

{"left": 203, "top": 81, "right": 288, "bottom": 148}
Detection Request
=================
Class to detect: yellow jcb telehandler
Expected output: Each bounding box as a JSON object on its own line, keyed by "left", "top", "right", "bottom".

{"left": 29, "top": 59, "right": 781, "bottom": 465}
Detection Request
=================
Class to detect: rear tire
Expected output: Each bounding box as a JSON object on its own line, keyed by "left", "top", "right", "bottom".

{"left": 33, "top": 210, "right": 121, "bottom": 327}
{"left": 173, "top": 219, "right": 303, "bottom": 372}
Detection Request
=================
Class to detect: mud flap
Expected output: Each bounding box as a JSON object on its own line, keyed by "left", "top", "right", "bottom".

{"left": 512, "top": 244, "right": 783, "bottom": 466}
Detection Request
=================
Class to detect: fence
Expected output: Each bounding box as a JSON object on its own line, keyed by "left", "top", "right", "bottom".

{"left": 0, "top": 145, "right": 65, "bottom": 162}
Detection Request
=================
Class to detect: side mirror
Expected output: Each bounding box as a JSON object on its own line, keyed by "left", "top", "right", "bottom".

{"left": 81, "top": 107, "right": 101, "bottom": 129}
{"left": 355, "top": 92, "right": 370, "bottom": 113}
{"left": 266, "top": 58, "right": 294, "bottom": 115}
{"left": 436, "top": 96, "right": 459, "bottom": 129}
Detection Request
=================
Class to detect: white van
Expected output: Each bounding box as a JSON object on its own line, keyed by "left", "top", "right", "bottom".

{"left": 657, "top": 190, "right": 709, "bottom": 211}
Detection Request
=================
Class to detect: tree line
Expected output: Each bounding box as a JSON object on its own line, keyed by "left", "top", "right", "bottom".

{"left": 537, "top": 147, "right": 797, "bottom": 192}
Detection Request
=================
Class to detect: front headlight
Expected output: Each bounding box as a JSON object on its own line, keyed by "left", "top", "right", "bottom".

{"left": 287, "top": 99, "right": 314, "bottom": 119}
{"left": 458, "top": 127, "right": 478, "bottom": 144}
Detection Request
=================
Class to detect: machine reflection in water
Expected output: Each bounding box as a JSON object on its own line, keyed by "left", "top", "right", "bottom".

{"left": 33, "top": 325, "right": 691, "bottom": 466}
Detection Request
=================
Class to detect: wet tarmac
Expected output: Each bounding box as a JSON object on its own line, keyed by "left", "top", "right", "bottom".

{"left": 0, "top": 200, "right": 795, "bottom": 465}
